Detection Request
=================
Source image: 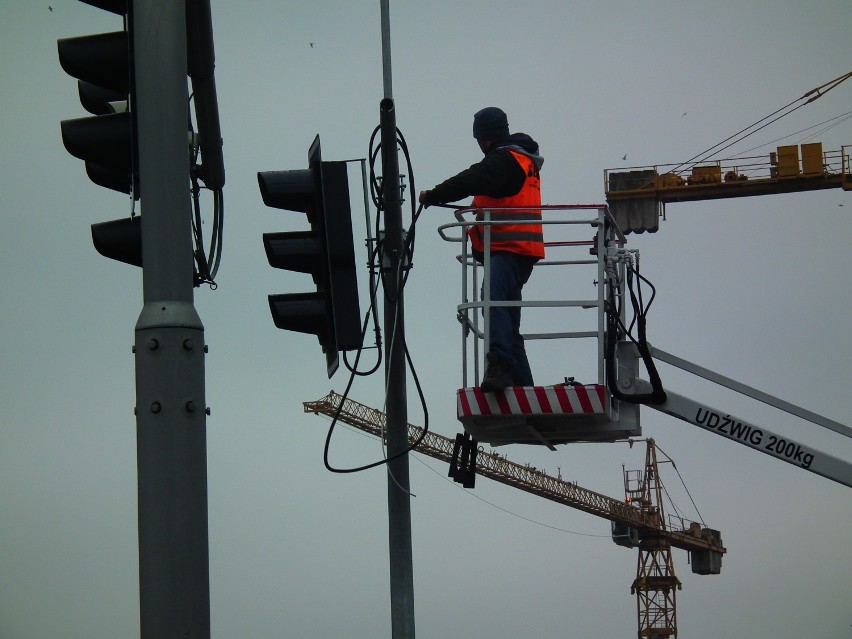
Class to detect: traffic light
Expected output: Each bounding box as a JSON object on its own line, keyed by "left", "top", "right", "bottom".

{"left": 258, "top": 135, "right": 362, "bottom": 378}
{"left": 59, "top": 0, "right": 142, "bottom": 267}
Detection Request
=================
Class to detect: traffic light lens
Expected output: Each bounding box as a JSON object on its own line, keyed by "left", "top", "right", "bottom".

{"left": 269, "top": 293, "right": 330, "bottom": 340}
{"left": 91, "top": 217, "right": 143, "bottom": 267}
{"left": 61, "top": 111, "right": 132, "bottom": 171}
{"left": 257, "top": 170, "right": 315, "bottom": 214}
{"left": 58, "top": 31, "right": 129, "bottom": 94}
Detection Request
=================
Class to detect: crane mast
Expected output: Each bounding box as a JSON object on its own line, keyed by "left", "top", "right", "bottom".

{"left": 624, "top": 438, "right": 682, "bottom": 638}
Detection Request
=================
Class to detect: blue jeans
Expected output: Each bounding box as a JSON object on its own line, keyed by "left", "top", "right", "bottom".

{"left": 484, "top": 252, "right": 537, "bottom": 386}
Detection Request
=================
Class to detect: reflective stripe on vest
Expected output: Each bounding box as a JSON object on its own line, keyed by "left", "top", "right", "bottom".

{"left": 470, "top": 150, "right": 544, "bottom": 259}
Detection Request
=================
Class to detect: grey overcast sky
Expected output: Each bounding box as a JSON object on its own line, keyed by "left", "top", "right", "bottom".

{"left": 2, "top": 1, "right": 851, "bottom": 637}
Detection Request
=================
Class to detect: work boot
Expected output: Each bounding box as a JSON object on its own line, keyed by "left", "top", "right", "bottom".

{"left": 480, "top": 351, "right": 512, "bottom": 392}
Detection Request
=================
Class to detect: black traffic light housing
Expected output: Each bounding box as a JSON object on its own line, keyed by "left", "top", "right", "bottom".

{"left": 259, "top": 135, "right": 362, "bottom": 378}
{"left": 58, "top": 0, "right": 143, "bottom": 268}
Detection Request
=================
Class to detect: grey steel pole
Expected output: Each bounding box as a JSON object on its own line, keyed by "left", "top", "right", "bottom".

{"left": 133, "top": 1, "right": 210, "bottom": 637}
{"left": 380, "top": 96, "right": 415, "bottom": 639}
{"left": 380, "top": 0, "right": 393, "bottom": 99}
{"left": 380, "top": 2, "right": 415, "bottom": 635}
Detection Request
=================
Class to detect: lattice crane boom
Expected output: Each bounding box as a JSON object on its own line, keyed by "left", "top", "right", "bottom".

{"left": 303, "top": 390, "right": 725, "bottom": 557}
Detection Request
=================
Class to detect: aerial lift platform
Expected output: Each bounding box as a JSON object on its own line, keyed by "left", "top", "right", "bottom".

{"left": 438, "top": 204, "right": 643, "bottom": 449}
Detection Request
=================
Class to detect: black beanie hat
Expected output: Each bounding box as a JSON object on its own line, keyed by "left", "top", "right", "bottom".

{"left": 472, "top": 107, "right": 509, "bottom": 140}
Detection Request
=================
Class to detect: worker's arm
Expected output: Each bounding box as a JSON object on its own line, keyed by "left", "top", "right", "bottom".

{"left": 419, "top": 149, "right": 525, "bottom": 207}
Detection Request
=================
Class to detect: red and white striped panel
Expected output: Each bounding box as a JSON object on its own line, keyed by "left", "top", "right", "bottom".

{"left": 457, "top": 385, "right": 608, "bottom": 419}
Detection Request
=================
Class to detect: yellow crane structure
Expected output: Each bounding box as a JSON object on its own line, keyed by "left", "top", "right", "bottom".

{"left": 304, "top": 390, "right": 726, "bottom": 639}
{"left": 606, "top": 142, "right": 850, "bottom": 234}
{"left": 607, "top": 142, "right": 850, "bottom": 202}
{"left": 605, "top": 70, "right": 852, "bottom": 233}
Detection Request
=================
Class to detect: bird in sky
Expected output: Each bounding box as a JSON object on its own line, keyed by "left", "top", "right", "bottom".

{"left": 622, "top": 154, "right": 628, "bottom": 161}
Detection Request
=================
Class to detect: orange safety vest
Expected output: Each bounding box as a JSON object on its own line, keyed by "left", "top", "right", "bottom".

{"left": 469, "top": 150, "right": 544, "bottom": 259}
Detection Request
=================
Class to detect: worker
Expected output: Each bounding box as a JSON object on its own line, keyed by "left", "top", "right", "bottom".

{"left": 419, "top": 107, "right": 544, "bottom": 391}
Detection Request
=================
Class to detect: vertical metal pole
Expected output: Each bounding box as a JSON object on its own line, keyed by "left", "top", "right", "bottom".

{"left": 380, "top": 0, "right": 393, "bottom": 100}
{"left": 461, "top": 231, "right": 470, "bottom": 388}
{"left": 381, "top": 97, "right": 415, "bottom": 639}
{"left": 597, "top": 207, "right": 607, "bottom": 386}
{"left": 482, "top": 210, "right": 492, "bottom": 361}
{"left": 380, "top": 2, "right": 415, "bottom": 636}
{"left": 133, "top": 1, "right": 210, "bottom": 637}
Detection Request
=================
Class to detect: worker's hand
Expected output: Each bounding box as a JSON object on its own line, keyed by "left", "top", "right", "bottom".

{"left": 418, "top": 190, "right": 431, "bottom": 208}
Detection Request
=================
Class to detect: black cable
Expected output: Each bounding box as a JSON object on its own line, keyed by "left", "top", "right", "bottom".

{"left": 605, "top": 258, "right": 666, "bottom": 405}
{"left": 187, "top": 93, "right": 223, "bottom": 289}
{"left": 322, "top": 126, "right": 431, "bottom": 474}
{"left": 369, "top": 124, "right": 420, "bottom": 301}
{"left": 322, "top": 257, "right": 431, "bottom": 473}
{"left": 342, "top": 248, "right": 383, "bottom": 377}
{"left": 338, "top": 129, "right": 417, "bottom": 377}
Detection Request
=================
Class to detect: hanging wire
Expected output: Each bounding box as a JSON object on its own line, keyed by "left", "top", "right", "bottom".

{"left": 655, "top": 443, "right": 706, "bottom": 528}
{"left": 727, "top": 110, "right": 852, "bottom": 158}
{"left": 322, "top": 124, "right": 431, "bottom": 474}
{"left": 187, "top": 92, "right": 224, "bottom": 289}
{"left": 605, "top": 251, "right": 666, "bottom": 405}
{"left": 672, "top": 70, "right": 852, "bottom": 175}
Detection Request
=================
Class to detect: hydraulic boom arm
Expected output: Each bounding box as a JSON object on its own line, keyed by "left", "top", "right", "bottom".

{"left": 616, "top": 344, "right": 852, "bottom": 488}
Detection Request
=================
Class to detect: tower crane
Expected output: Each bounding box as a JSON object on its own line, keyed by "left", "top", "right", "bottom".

{"left": 304, "top": 390, "right": 725, "bottom": 639}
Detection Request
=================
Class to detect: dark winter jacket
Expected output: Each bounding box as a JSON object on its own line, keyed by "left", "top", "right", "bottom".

{"left": 422, "top": 133, "right": 543, "bottom": 206}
